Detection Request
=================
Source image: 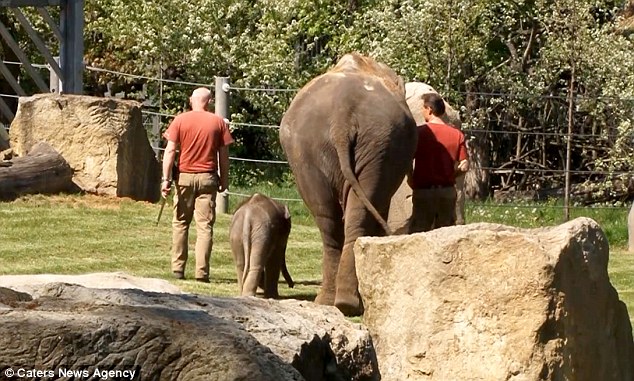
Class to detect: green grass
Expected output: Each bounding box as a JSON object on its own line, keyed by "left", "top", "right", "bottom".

{"left": 0, "top": 193, "right": 322, "bottom": 298}
{"left": 0, "top": 192, "right": 632, "bottom": 328}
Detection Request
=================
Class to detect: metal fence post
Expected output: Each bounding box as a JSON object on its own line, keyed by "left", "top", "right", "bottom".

{"left": 150, "top": 113, "right": 161, "bottom": 160}
{"left": 60, "top": 0, "right": 84, "bottom": 94}
{"left": 215, "top": 77, "right": 230, "bottom": 214}
{"left": 49, "top": 56, "right": 61, "bottom": 93}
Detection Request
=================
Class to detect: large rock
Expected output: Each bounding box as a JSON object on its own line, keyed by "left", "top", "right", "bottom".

{"left": 404, "top": 82, "right": 461, "bottom": 128}
{"left": 387, "top": 177, "right": 413, "bottom": 235}
{"left": 0, "top": 282, "right": 378, "bottom": 381}
{"left": 355, "top": 218, "right": 634, "bottom": 381}
{"left": 9, "top": 94, "right": 160, "bottom": 202}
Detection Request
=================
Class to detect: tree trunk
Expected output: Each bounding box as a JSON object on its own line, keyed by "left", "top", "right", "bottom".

{"left": 464, "top": 130, "right": 491, "bottom": 200}
{"left": 0, "top": 142, "right": 75, "bottom": 200}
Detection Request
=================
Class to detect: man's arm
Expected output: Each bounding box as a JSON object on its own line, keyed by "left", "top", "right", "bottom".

{"left": 455, "top": 132, "right": 469, "bottom": 174}
{"left": 218, "top": 145, "right": 229, "bottom": 192}
{"left": 161, "top": 140, "right": 177, "bottom": 197}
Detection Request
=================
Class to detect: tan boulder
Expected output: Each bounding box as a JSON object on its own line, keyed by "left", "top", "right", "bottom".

{"left": 404, "top": 82, "right": 461, "bottom": 128}
{"left": 9, "top": 94, "right": 160, "bottom": 202}
{"left": 387, "top": 177, "right": 413, "bottom": 234}
{"left": 355, "top": 218, "right": 634, "bottom": 381}
{"left": 0, "top": 283, "right": 379, "bottom": 381}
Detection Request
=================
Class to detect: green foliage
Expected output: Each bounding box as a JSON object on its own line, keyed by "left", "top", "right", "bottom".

{"left": 2, "top": 0, "right": 634, "bottom": 193}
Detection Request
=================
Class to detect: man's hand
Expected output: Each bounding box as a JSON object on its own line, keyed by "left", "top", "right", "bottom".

{"left": 161, "top": 180, "right": 172, "bottom": 198}
{"left": 218, "top": 179, "right": 228, "bottom": 193}
{"left": 457, "top": 159, "right": 469, "bottom": 173}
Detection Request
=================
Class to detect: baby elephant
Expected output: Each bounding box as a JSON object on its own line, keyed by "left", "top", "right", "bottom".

{"left": 230, "top": 193, "right": 294, "bottom": 298}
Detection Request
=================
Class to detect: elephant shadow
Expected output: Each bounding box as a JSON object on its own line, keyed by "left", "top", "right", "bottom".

{"left": 213, "top": 277, "right": 238, "bottom": 285}
{"left": 278, "top": 293, "right": 317, "bottom": 302}
{"left": 276, "top": 278, "right": 321, "bottom": 302}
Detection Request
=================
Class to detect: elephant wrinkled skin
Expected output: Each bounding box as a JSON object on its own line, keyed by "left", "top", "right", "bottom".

{"left": 279, "top": 53, "right": 417, "bottom": 316}
{"left": 229, "top": 193, "right": 294, "bottom": 298}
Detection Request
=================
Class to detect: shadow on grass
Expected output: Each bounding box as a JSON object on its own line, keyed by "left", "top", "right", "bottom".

{"left": 213, "top": 277, "right": 238, "bottom": 284}
{"left": 288, "top": 279, "right": 322, "bottom": 286}
{"left": 280, "top": 293, "right": 317, "bottom": 302}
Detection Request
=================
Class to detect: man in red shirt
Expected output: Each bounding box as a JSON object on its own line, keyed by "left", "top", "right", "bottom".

{"left": 161, "top": 87, "right": 234, "bottom": 282}
{"left": 409, "top": 92, "right": 468, "bottom": 233}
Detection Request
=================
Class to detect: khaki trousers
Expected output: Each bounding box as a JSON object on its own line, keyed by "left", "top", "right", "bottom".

{"left": 171, "top": 172, "right": 218, "bottom": 279}
{"left": 410, "top": 186, "right": 457, "bottom": 233}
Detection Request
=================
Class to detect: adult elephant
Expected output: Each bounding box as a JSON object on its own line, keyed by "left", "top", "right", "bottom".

{"left": 279, "top": 53, "right": 417, "bottom": 316}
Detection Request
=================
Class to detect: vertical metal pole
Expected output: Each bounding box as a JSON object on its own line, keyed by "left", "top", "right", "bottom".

{"left": 215, "top": 77, "right": 230, "bottom": 214}
{"left": 564, "top": 66, "right": 575, "bottom": 222}
{"left": 49, "top": 56, "right": 60, "bottom": 93}
{"left": 564, "top": 1, "right": 577, "bottom": 222}
{"left": 151, "top": 114, "right": 161, "bottom": 159}
{"left": 60, "top": 0, "right": 84, "bottom": 94}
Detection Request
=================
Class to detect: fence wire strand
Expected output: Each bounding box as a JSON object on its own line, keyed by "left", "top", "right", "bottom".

{"left": 2, "top": 61, "right": 633, "bottom": 211}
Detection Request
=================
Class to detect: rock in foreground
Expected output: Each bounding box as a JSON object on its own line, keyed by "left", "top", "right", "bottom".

{"left": 356, "top": 217, "right": 634, "bottom": 381}
{"left": 0, "top": 284, "right": 378, "bottom": 381}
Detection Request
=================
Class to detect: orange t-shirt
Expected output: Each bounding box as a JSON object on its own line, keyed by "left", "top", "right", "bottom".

{"left": 165, "top": 111, "right": 234, "bottom": 173}
{"left": 412, "top": 122, "right": 468, "bottom": 189}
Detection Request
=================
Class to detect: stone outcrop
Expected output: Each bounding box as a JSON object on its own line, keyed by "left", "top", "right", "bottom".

{"left": 0, "top": 281, "right": 378, "bottom": 381}
{"left": 9, "top": 94, "right": 160, "bottom": 202}
{"left": 387, "top": 177, "right": 413, "bottom": 235}
{"left": 355, "top": 218, "right": 634, "bottom": 381}
{"left": 405, "top": 82, "right": 461, "bottom": 128}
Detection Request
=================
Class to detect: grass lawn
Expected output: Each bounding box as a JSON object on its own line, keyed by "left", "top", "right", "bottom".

{"left": 0, "top": 192, "right": 632, "bottom": 327}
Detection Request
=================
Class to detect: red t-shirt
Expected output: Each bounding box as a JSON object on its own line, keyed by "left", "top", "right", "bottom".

{"left": 165, "top": 111, "right": 234, "bottom": 173}
{"left": 412, "top": 122, "right": 468, "bottom": 189}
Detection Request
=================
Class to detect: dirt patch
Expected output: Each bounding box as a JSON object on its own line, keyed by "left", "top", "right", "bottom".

{"left": 11, "top": 193, "right": 151, "bottom": 210}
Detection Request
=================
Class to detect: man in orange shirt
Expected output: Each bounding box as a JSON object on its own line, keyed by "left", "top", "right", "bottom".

{"left": 409, "top": 92, "right": 468, "bottom": 233}
{"left": 161, "top": 87, "right": 234, "bottom": 282}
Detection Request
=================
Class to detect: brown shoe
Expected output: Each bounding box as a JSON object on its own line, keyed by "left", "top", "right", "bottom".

{"left": 195, "top": 277, "right": 210, "bottom": 283}
{"left": 173, "top": 271, "right": 185, "bottom": 280}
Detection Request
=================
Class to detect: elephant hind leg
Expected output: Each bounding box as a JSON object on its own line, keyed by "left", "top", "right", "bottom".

{"left": 313, "top": 214, "right": 344, "bottom": 306}
{"left": 335, "top": 195, "right": 385, "bottom": 316}
{"left": 335, "top": 241, "right": 364, "bottom": 316}
{"left": 241, "top": 239, "right": 270, "bottom": 297}
{"left": 291, "top": 172, "right": 344, "bottom": 306}
{"left": 263, "top": 270, "right": 280, "bottom": 299}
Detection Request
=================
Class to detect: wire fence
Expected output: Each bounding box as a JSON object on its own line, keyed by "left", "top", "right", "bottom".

{"left": 2, "top": 60, "right": 633, "bottom": 211}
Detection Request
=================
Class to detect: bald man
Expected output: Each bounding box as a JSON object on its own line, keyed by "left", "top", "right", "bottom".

{"left": 161, "top": 87, "right": 234, "bottom": 283}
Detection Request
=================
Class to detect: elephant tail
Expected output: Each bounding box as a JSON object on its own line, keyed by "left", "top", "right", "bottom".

{"left": 281, "top": 244, "right": 294, "bottom": 288}
{"left": 334, "top": 129, "right": 393, "bottom": 235}
{"left": 241, "top": 211, "right": 253, "bottom": 290}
